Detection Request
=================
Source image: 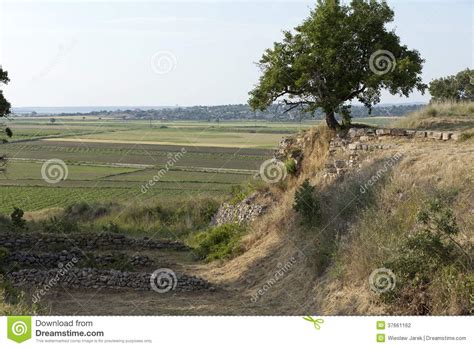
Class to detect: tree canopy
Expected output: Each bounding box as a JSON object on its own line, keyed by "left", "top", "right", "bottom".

{"left": 428, "top": 68, "right": 474, "bottom": 103}
{"left": 1, "top": 66, "right": 11, "bottom": 173}
{"left": 248, "top": 0, "right": 426, "bottom": 129}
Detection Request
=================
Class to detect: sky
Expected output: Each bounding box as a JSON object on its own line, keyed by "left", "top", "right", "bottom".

{"left": 0, "top": 0, "right": 472, "bottom": 108}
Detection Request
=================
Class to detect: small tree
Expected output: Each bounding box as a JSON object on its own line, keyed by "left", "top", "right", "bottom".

{"left": 249, "top": 0, "right": 426, "bottom": 129}
{"left": 428, "top": 68, "right": 474, "bottom": 102}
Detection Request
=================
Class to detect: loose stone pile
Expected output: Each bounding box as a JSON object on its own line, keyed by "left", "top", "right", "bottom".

{"left": 7, "top": 268, "right": 213, "bottom": 292}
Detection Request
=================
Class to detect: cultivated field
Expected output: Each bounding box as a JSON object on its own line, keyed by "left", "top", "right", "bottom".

{"left": 0, "top": 116, "right": 398, "bottom": 214}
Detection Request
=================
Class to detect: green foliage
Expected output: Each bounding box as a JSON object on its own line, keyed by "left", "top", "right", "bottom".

{"left": 249, "top": 0, "right": 426, "bottom": 129}
{"left": 65, "top": 202, "right": 115, "bottom": 221}
{"left": 1, "top": 67, "right": 11, "bottom": 174}
{"left": 0, "top": 67, "right": 11, "bottom": 120}
{"left": 192, "top": 224, "right": 245, "bottom": 261}
{"left": 229, "top": 185, "right": 252, "bottom": 205}
{"left": 228, "top": 182, "right": 267, "bottom": 205}
{"left": 383, "top": 199, "right": 471, "bottom": 311}
{"left": 102, "top": 222, "right": 121, "bottom": 233}
{"left": 285, "top": 158, "right": 297, "bottom": 175}
{"left": 10, "top": 207, "right": 27, "bottom": 231}
{"left": 429, "top": 68, "right": 474, "bottom": 103}
{"left": 293, "top": 179, "right": 320, "bottom": 225}
{"left": 41, "top": 216, "right": 79, "bottom": 234}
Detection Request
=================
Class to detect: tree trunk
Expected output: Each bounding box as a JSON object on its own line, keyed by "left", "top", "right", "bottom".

{"left": 325, "top": 111, "right": 340, "bottom": 130}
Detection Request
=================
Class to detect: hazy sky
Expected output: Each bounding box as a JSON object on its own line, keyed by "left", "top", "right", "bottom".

{"left": 0, "top": 0, "right": 472, "bottom": 107}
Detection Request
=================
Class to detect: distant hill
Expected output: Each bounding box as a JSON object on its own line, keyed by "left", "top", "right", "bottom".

{"left": 12, "top": 103, "right": 425, "bottom": 121}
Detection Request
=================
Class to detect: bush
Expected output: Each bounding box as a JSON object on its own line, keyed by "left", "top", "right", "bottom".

{"left": 65, "top": 202, "right": 115, "bottom": 221}
{"left": 229, "top": 184, "right": 254, "bottom": 205}
{"left": 10, "top": 207, "right": 26, "bottom": 231}
{"left": 102, "top": 222, "right": 121, "bottom": 233}
{"left": 285, "top": 158, "right": 297, "bottom": 175}
{"left": 42, "top": 216, "right": 79, "bottom": 234}
{"left": 383, "top": 199, "right": 471, "bottom": 313}
{"left": 192, "top": 224, "right": 245, "bottom": 261}
{"left": 293, "top": 179, "right": 320, "bottom": 225}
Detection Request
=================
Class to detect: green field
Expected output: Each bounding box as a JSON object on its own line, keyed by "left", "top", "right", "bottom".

{"left": 0, "top": 116, "right": 400, "bottom": 214}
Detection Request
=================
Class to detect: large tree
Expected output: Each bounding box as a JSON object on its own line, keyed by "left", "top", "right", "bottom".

{"left": 429, "top": 68, "right": 474, "bottom": 103}
{"left": 1, "top": 66, "right": 12, "bottom": 174}
{"left": 249, "top": 0, "right": 426, "bottom": 129}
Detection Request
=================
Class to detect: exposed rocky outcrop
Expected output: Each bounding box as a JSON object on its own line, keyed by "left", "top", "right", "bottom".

{"left": 211, "top": 191, "right": 275, "bottom": 226}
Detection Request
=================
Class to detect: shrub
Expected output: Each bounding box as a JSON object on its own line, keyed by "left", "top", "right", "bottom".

{"left": 102, "top": 222, "right": 121, "bottom": 233}
{"left": 285, "top": 158, "right": 297, "bottom": 175}
{"left": 192, "top": 224, "right": 245, "bottom": 261}
{"left": 293, "top": 179, "right": 320, "bottom": 225}
{"left": 42, "top": 216, "right": 79, "bottom": 234}
{"left": 229, "top": 184, "right": 253, "bottom": 205}
{"left": 65, "top": 202, "right": 115, "bottom": 221}
{"left": 10, "top": 207, "right": 26, "bottom": 231}
{"left": 383, "top": 199, "right": 471, "bottom": 313}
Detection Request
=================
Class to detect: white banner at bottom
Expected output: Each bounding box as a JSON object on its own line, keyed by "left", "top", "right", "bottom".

{"left": 0, "top": 316, "right": 472, "bottom": 347}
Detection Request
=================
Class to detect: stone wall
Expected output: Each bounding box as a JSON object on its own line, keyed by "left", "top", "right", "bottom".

{"left": 5, "top": 250, "right": 150, "bottom": 269}
{"left": 0, "top": 232, "right": 188, "bottom": 252}
{"left": 7, "top": 268, "right": 214, "bottom": 292}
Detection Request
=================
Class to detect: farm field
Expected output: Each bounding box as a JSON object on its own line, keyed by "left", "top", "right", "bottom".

{"left": 0, "top": 116, "right": 401, "bottom": 214}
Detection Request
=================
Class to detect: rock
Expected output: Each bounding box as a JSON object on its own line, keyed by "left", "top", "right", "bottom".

{"left": 375, "top": 129, "right": 390, "bottom": 136}
{"left": 415, "top": 131, "right": 427, "bottom": 138}
{"left": 334, "top": 160, "right": 346, "bottom": 168}
{"left": 451, "top": 132, "right": 461, "bottom": 140}
{"left": 390, "top": 128, "right": 406, "bottom": 136}
{"left": 442, "top": 132, "right": 451, "bottom": 140}
{"left": 348, "top": 143, "right": 356, "bottom": 150}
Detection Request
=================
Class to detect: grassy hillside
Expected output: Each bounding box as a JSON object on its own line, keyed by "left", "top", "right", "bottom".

{"left": 203, "top": 103, "right": 473, "bottom": 315}
{"left": 394, "top": 101, "right": 474, "bottom": 132}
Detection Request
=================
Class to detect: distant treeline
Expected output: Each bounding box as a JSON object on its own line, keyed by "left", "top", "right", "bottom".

{"left": 22, "top": 104, "right": 424, "bottom": 121}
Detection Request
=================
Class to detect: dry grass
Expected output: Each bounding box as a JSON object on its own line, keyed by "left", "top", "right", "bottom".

{"left": 200, "top": 113, "right": 473, "bottom": 315}
{"left": 393, "top": 101, "right": 474, "bottom": 131}
{"left": 317, "top": 142, "right": 473, "bottom": 314}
